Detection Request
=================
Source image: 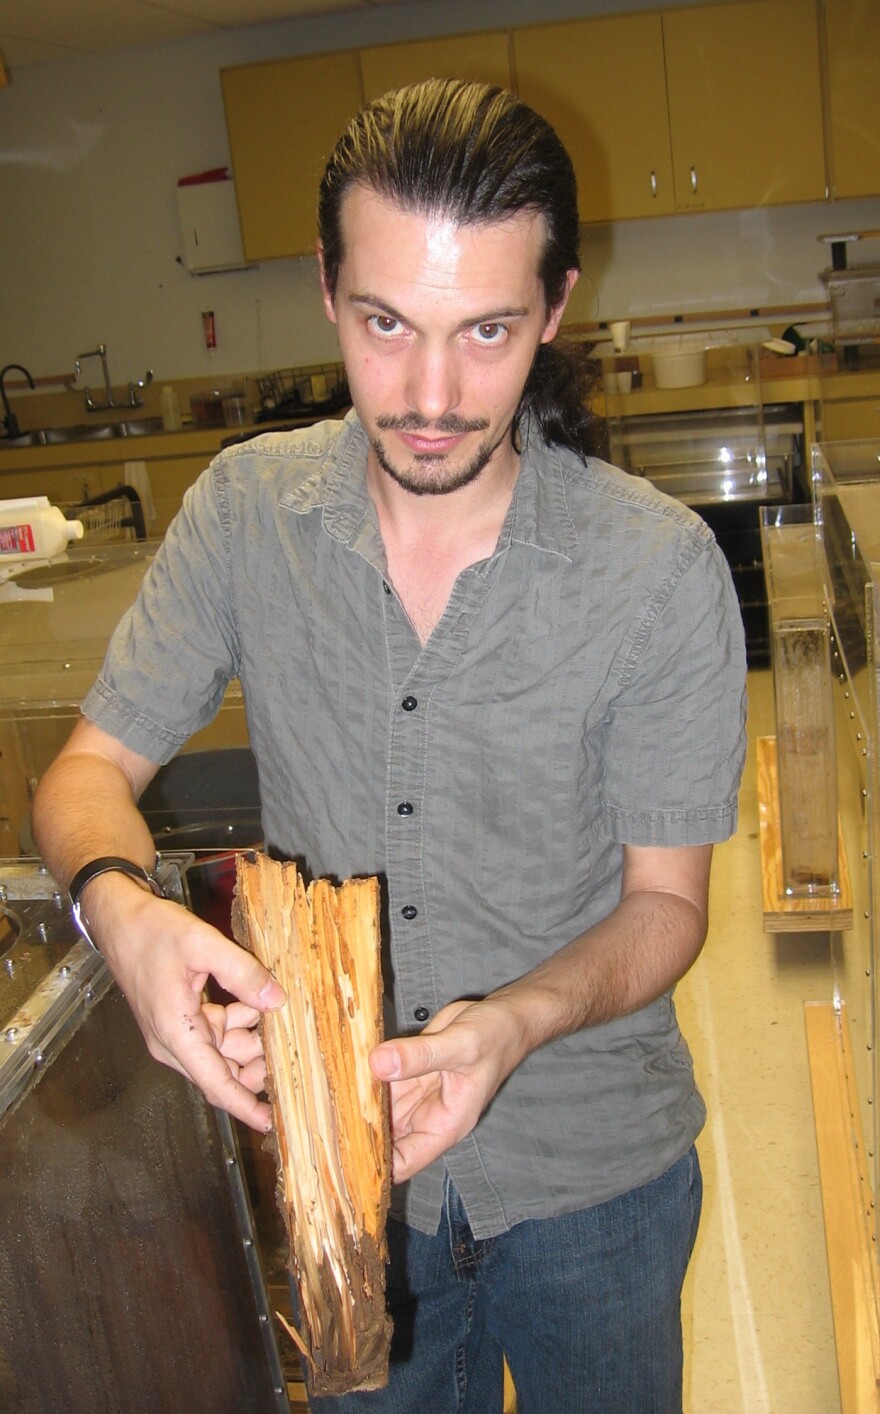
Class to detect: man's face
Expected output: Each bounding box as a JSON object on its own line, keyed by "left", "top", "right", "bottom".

{"left": 320, "top": 186, "right": 576, "bottom": 498}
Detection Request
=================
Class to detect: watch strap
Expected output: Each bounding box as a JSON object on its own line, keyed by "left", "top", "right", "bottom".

{"left": 69, "top": 856, "right": 166, "bottom": 949}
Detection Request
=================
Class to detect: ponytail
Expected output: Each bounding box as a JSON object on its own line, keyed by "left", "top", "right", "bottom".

{"left": 517, "top": 341, "right": 602, "bottom": 462}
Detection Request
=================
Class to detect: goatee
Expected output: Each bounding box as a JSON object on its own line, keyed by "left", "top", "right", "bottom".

{"left": 372, "top": 412, "right": 508, "bottom": 497}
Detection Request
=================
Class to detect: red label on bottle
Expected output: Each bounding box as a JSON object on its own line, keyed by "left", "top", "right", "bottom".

{"left": 0, "top": 523, "right": 35, "bottom": 555}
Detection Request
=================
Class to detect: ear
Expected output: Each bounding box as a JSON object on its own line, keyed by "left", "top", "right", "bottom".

{"left": 540, "top": 269, "right": 579, "bottom": 345}
{"left": 317, "top": 242, "right": 338, "bottom": 325}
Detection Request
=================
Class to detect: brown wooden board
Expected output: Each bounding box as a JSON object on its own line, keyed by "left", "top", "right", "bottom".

{"left": 233, "top": 853, "right": 391, "bottom": 1395}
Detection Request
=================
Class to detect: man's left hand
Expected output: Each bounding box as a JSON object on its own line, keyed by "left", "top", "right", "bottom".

{"left": 370, "top": 997, "right": 523, "bottom": 1183}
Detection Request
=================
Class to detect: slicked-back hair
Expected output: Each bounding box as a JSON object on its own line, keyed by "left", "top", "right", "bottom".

{"left": 318, "top": 79, "right": 600, "bottom": 461}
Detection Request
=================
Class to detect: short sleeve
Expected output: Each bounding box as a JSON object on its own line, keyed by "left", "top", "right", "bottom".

{"left": 80, "top": 460, "right": 239, "bottom": 763}
{"left": 601, "top": 536, "right": 747, "bottom": 846}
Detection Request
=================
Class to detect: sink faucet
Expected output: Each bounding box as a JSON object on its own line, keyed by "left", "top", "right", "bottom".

{"left": 0, "top": 363, "right": 35, "bottom": 440}
{"left": 74, "top": 343, "right": 153, "bottom": 410}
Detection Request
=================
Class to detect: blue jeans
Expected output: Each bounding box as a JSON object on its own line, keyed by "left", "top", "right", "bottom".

{"left": 308, "top": 1146, "right": 701, "bottom": 1413}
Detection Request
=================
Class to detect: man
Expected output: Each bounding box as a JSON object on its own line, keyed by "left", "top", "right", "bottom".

{"left": 34, "top": 80, "right": 746, "bottom": 1412}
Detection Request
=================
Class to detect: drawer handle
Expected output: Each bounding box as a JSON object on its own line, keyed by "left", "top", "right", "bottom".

{"left": 650, "top": 169, "right": 658, "bottom": 198}
{"left": 690, "top": 165, "right": 698, "bottom": 193}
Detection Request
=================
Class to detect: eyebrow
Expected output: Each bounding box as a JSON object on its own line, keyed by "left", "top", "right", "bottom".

{"left": 348, "top": 292, "right": 531, "bottom": 330}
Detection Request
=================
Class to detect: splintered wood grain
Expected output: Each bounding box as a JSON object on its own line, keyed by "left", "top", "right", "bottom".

{"left": 233, "top": 853, "right": 391, "bottom": 1396}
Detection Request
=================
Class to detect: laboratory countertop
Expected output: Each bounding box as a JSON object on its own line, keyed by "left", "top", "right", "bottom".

{"left": 0, "top": 412, "right": 332, "bottom": 478}
{"left": 1, "top": 365, "right": 878, "bottom": 479}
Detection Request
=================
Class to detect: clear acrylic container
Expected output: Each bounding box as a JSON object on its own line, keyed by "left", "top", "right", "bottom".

{"left": 760, "top": 504, "right": 839, "bottom": 895}
{"left": 0, "top": 857, "right": 287, "bottom": 1413}
{"left": 810, "top": 438, "right": 880, "bottom": 1226}
{"left": 0, "top": 543, "right": 248, "bottom": 855}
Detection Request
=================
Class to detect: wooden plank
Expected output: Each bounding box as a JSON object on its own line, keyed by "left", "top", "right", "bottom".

{"left": 757, "top": 736, "right": 853, "bottom": 931}
{"left": 805, "top": 1002, "right": 880, "bottom": 1413}
{"left": 233, "top": 853, "right": 391, "bottom": 1397}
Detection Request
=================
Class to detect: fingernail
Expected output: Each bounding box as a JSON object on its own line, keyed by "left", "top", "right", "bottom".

{"left": 259, "top": 980, "right": 285, "bottom": 1007}
{"left": 376, "top": 1047, "right": 401, "bottom": 1078}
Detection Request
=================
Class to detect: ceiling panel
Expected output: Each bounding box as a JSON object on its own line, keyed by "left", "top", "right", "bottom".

{"left": 172, "top": 0, "right": 369, "bottom": 22}
{"left": 0, "top": 0, "right": 209, "bottom": 64}
{"left": 0, "top": 0, "right": 425, "bottom": 69}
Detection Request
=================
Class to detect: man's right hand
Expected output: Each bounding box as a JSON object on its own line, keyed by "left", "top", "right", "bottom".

{"left": 81, "top": 873, "right": 285, "bottom": 1131}
{"left": 32, "top": 720, "right": 285, "bottom": 1130}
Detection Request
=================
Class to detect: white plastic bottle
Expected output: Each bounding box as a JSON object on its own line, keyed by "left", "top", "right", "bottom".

{"left": 0, "top": 497, "right": 84, "bottom": 564}
{"left": 161, "top": 384, "right": 183, "bottom": 431}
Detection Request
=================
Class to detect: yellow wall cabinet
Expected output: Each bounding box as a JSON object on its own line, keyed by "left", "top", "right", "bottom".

{"left": 663, "top": 0, "right": 826, "bottom": 212}
{"left": 515, "top": 0, "right": 825, "bottom": 223}
{"left": 221, "top": 0, "right": 858, "bottom": 257}
{"left": 823, "top": 0, "right": 880, "bottom": 199}
{"left": 512, "top": 13, "right": 676, "bottom": 223}
{"left": 221, "top": 50, "right": 364, "bottom": 261}
{"left": 360, "top": 31, "right": 512, "bottom": 102}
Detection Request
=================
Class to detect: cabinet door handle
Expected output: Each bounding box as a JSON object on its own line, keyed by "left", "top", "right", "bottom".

{"left": 690, "top": 165, "right": 698, "bottom": 193}
{"left": 650, "top": 169, "right": 657, "bottom": 197}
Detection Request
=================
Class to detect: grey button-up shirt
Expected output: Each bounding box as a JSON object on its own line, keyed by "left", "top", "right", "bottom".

{"left": 84, "top": 411, "right": 746, "bottom": 1238}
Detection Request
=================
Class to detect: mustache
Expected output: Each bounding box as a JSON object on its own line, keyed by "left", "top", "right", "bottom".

{"left": 376, "top": 412, "right": 490, "bottom": 435}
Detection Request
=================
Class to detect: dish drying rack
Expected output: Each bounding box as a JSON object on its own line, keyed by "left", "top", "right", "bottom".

{"left": 255, "top": 362, "right": 348, "bottom": 421}
{"left": 66, "top": 486, "right": 146, "bottom": 542}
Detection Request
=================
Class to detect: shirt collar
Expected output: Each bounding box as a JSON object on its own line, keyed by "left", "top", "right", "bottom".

{"left": 281, "top": 410, "right": 384, "bottom": 562}
{"left": 506, "top": 416, "right": 579, "bottom": 563}
{"left": 282, "top": 408, "right": 580, "bottom": 564}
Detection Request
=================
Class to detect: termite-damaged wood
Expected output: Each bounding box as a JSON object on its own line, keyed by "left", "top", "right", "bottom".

{"left": 232, "top": 852, "right": 391, "bottom": 1395}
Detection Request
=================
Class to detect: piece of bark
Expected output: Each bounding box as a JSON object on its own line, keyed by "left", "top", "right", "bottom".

{"left": 232, "top": 852, "right": 391, "bottom": 1395}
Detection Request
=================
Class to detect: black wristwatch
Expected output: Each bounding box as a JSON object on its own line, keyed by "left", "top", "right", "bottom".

{"left": 69, "top": 855, "right": 167, "bottom": 949}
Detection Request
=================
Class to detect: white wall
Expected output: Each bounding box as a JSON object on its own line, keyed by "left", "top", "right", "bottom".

{"left": 2, "top": 0, "right": 879, "bottom": 386}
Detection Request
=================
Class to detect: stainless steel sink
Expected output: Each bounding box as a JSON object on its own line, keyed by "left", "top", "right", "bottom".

{"left": 114, "top": 417, "right": 164, "bottom": 437}
{"left": 1, "top": 416, "right": 165, "bottom": 448}
{"left": 3, "top": 425, "right": 108, "bottom": 447}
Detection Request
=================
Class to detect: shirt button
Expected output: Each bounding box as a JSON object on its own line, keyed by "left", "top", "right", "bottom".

{"left": 382, "top": 580, "right": 392, "bottom": 595}
{"left": 413, "top": 1006, "right": 429, "bottom": 1023}
{"left": 401, "top": 905, "right": 418, "bottom": 920}
{"left": 397, "top": 801, "right": 414, "bottom": 816}
{"left": 401, "top": 695, "right": 418, "bottom": 712}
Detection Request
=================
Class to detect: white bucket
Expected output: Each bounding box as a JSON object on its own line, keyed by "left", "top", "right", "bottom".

{"left": 651, "top": 337, "right": 707, "bottom": 389}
